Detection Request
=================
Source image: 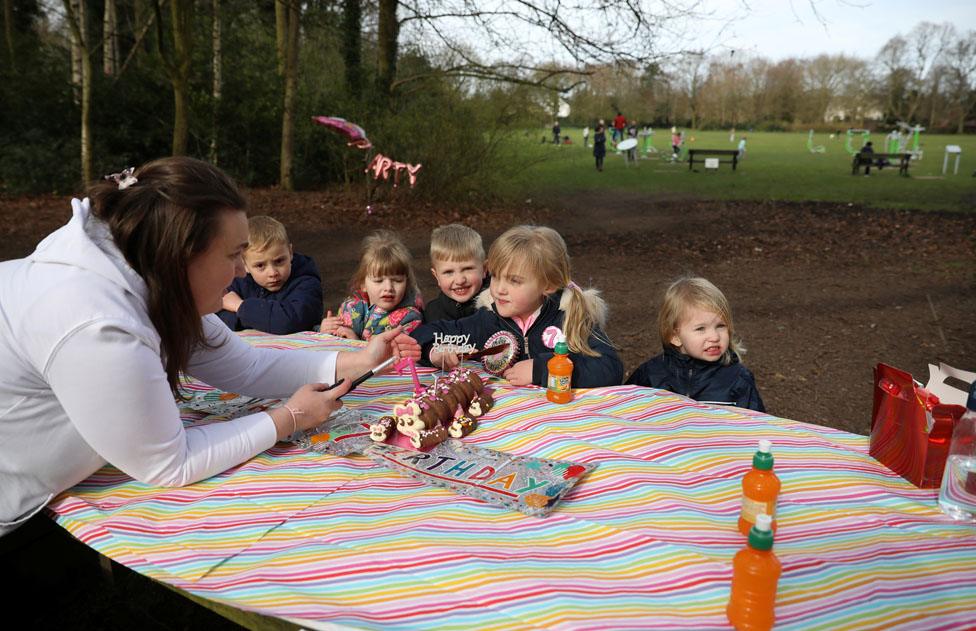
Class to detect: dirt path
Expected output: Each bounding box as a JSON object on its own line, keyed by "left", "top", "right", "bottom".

{"left": 2, "top": 190, "right": 973, "bottom": 434}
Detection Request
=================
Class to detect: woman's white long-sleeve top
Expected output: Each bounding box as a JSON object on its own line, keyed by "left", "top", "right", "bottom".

{"left": 0, "top": 199, "right": 336, "bottom": 535}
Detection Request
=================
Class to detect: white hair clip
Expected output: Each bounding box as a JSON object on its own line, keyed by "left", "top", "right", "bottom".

{"left": 105, "top": 167, "right": 138, "bottom": 190}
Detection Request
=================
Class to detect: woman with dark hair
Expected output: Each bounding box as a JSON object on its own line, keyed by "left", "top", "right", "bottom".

{"left": 0, "top": 157, "right": 418, "bottom": 536}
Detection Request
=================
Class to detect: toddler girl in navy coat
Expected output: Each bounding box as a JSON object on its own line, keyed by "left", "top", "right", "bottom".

{"left": 626, "top": 277, "right": 765, "bottom": 412}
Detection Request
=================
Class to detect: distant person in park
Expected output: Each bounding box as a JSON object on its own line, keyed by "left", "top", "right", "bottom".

{"left": 582, "top": 125, "right": 590, "bottom": 148}
{"left": 671, "top": 129, "right": 683, "bottom": 162}
{"left": 859, "top": 141, "right": 886, "bottom": 176}
{"left": 613, "top": 111, "right": 627, "bottom": 143}
{"left": 626, "top": 120, "right": 639, "bottom": 164}
{"left": 552, "top": 120, "right": 561, "bottom": 144}
{"left": 0, "top": 157, "right": 420, "bottom": 536}
{"left": 217, "top": 215, "right": 323, "bottom": 335}
{"left": 593, "top": 123, "right": 607, "bottom": 172}
{"left": 320, "top": 230, "right": 423, "bottom": 340}
{"left": 737, "top": 136, "right": 747, "bottom": 160}
{"left": 626, "top": 276, "right": 765, "bottom": 412}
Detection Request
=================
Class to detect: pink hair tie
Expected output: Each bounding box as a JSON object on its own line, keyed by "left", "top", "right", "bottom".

{"left": 566, "top": 280, "right": 580, "bottom": 291}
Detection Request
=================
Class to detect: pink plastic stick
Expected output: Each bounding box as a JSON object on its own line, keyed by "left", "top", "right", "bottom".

{"left": 395, "top": 357, "right": 425, "bottom": 395}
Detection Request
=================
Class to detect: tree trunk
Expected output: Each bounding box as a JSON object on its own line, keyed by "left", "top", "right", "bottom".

{"left": 376, "top": 0, "right": 399, "bottom": 103}
{"left": 274, "top": 0, "right": 286, "bottom": 76}
{"left": 4, "top": 0, "right": 14, "bottom": 69}
{"left": 341, "top": 0, "right": 361, "bottom": 100}
{"left": 64, "top": 0, "right": 93, "bottom": 184}
{"left": 168, "top": 0, "right": 193, "bottom": 155}
{"left": 277, "top": 0, "right": 300, "bottom": 190}
{"left": 210, "top": 0, "right": 221, "bottom": 164}
{"left": 69, "top": 0, "right": 84, "bottom": 104}
{"left": 103, "top": 0, "right": 118, "bottom": 76}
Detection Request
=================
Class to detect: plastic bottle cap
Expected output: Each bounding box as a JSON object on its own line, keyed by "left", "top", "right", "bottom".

{"left": 753, "top": 441, "right": 774, "bottom": 470}
{"left": 748, "top": 513, "right": 775, "bottom": 550}
{"left": 554, "top": 334, "right": 568, "bottom": 355}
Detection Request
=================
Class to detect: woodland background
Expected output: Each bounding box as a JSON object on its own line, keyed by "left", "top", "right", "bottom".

{"left": 2, "top": 1, "right": 975, "bottom": 197}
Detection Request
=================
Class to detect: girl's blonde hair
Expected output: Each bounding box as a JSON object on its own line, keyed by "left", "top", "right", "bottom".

{"left": 487, "top": 225, "right": 609, "bottom": 357}
{"left": 658, "top": 276, "right": 745, "bottom": 364}
{"left": 349, "top": 230, "right": 420, "bottom": 298}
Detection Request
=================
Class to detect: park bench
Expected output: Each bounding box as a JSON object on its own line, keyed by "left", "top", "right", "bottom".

{"left": 688, "top": 149, "right": 739, "bottom": 171}
{"left": 851, "top": 152, "right": 911, "bottom": 176}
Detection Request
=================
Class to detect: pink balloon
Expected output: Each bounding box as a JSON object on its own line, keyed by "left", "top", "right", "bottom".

{"left": 311, "top": 116, "right": 372, "bottom": 149}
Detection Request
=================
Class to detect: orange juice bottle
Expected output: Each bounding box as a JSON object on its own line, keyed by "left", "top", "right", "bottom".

{"left": 727, "top": 513, "right": 781, "bottom": 631}
{"left": 738, "top": 440, "right": 781, "bottom": 536}
{"left": 546, "top": 336, "right": 573, "bottom": 404}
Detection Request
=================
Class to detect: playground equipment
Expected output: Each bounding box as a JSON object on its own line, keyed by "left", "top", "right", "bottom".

{"left": 807, "top": 129, "right": 826, "bottom": 153}
{"left": 896, "top": 122, "right": 924, "bottom": 160}
{"left": 942, "top": 145, "right": 962, "bottom": 175}
{"left": 845, "top": 129, "right": 870, "bottom": 155}
{"left": 640, "top": 127, "right": 657, "bottom": 156}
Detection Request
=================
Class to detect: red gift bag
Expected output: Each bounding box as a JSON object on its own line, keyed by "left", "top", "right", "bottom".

{"left": 870, "top": 363, "right": 967, "bottom": 488}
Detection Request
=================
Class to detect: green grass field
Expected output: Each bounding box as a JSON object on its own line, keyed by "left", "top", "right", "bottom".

{"left": 503, "top": 129, "right": 976, "bottom": 212}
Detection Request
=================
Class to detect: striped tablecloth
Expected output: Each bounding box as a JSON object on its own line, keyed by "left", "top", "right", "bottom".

{"left": 48, "top": 332, "right": 976, "bottom": 629}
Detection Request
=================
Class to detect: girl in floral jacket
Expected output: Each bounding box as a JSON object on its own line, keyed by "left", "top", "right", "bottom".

{"left": 320, "top": 230, "right": 423, "bottom": 340}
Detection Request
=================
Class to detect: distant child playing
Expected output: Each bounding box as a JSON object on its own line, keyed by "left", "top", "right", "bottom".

{"left": 411, "top": 225, "right": 624, "bottom": 388}
{"left": 424, "top": 223, "right": 487, "bottom": 323}
{"left": 218, "top": 215, "right": 323, "bottom": 334}
{"left": 626, "top": 277, "right": 765, "bottom": 411}
{"left": 320, "top": 230, "right": 423, "bottom": 340}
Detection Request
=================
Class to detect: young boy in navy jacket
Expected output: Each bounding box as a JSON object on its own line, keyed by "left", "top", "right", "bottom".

{"left": 423, "top": 223, "right": 488, "bottom": 324}
{"left": 218, "top": 215, "right": 323, "bottom": 335}
{"left": 626, "top": 277, "right": 765, "bottom": 412}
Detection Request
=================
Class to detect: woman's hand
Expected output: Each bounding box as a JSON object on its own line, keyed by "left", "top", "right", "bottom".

{"left": 271, "top": 380, "right": 352, "bottom": 441}
{"left": 502, "top": 360, "right": 534, "bottom": 386}
{"left": 335, "top": 326, "right": 418, "bottom": 381}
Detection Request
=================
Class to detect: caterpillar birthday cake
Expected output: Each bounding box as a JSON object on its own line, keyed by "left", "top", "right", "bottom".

{"left": 370, "top": 366, "right": 495, "bottom": 449}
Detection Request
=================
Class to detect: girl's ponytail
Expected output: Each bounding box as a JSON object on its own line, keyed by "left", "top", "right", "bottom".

{"left": 560, "top": 281, "right": 610, "bottom": 357}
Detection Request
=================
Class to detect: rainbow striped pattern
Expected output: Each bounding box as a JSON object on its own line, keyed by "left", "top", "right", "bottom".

{"left": 48, "top": 332, "right": 976, "bottom": 629}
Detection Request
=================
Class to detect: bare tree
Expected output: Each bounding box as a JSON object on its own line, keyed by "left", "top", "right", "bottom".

{"left": 63, "top": 0, "right": 93, "bottom": 183}
{"left": 209, "top": 0, "right": 221, "bottom": 164}
{"left": 944, "top": 29, "right": 976, "bottom": 133}
{"left": 103, "top": 0, "right": 118, "bottom": 76}
{"left": 275, "top": 0, "right": 300, "bottom": 190}
{"left": 155, "top": 0, "right": 194, "bottom": 155}
{"left": 4, "top": 0, "right": 14, "bottom": 69}
{"left": 878, "top": 22, "right": 954, "bottom": 122}
{"left": 375, "top": 0, "right": 710, "bottom": 100}
{"left": 804, "top": 55, "right": 849, "bottom": 123}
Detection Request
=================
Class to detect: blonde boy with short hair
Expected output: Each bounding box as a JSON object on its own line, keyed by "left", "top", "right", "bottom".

{"left": 218, "top": 215, "right": 323, "bottom": 334}
{"left": 423, "top": 224, "right": 487, "bottom": 323}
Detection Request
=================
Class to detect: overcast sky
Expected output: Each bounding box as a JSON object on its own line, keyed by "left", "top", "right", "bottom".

{"left": 711, "top": 0, "right": 976, "bottom": 61}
